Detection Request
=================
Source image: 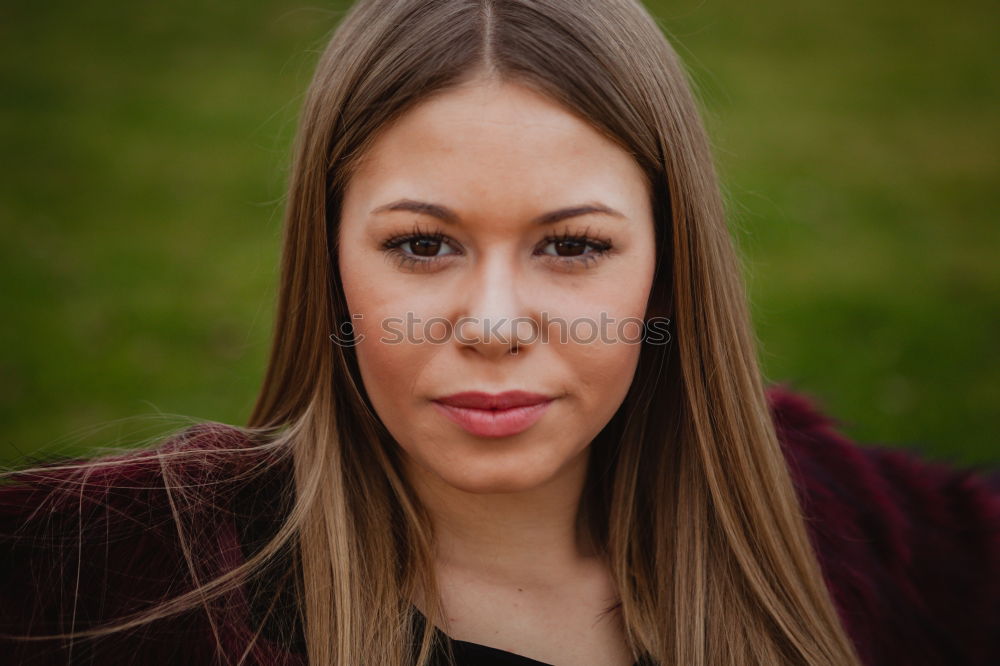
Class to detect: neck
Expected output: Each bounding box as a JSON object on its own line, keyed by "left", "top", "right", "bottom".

{"left": 403, "top": 445, "right": 597, "bottom": 587}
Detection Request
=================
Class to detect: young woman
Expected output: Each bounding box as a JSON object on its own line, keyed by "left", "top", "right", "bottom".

{"left": 1, "top": 1, "right": 996, "bottom": 665}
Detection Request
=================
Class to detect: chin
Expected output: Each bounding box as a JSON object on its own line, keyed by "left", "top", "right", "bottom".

{"left": 397, "top": 426, "right": 588, "bottom": 495}
{"left": 427, "top": 450, "right": 565, "bottom": 495}
{"left": 441, "top": 471, "right": 551, "bottom": 495}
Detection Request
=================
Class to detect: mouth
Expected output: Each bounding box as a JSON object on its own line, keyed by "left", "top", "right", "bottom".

{"left": 431, "top": 390, "right": 557, "bottom": 438}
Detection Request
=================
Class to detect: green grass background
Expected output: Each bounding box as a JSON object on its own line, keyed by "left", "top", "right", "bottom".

{"left": 1, "top": 1, "right": 996, "bottom": 468}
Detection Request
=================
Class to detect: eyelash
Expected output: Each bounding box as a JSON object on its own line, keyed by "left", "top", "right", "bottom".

{"left": 381, "top": 221, "right": 614, "bottom": 272}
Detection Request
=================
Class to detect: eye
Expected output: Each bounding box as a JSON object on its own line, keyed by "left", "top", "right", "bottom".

{"left": 381, "top": 223, "right": 460, "bottom": 271}
{"left": 536, "top": 227, "right": 614, "bottom": 269}
{"left": 380, "top": 223, "right": 615, "bottom": 272}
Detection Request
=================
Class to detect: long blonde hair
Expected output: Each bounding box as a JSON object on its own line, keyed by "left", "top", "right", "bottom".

{"left": 1, "top": 1, "right": 863, "bottom": 664}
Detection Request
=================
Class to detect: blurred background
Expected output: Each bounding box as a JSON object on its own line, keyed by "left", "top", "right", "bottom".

{"left": 1, "top": 0, "right": 996, "bottom": 467}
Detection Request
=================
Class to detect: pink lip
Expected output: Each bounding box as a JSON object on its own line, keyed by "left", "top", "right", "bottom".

{"left": 431, "top": 391, "right": 556, "bottom": 438}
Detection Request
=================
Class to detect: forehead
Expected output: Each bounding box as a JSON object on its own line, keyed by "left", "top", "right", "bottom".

{"left": 346, "top": 80, "right": 649, "bottom": 213}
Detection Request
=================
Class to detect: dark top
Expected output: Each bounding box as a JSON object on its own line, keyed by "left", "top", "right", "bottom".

{"left": 1, "top": 384, "right": 998, "bottom": 665}
{"left": 409, "top": 611, "right": 646, "bottom": 666}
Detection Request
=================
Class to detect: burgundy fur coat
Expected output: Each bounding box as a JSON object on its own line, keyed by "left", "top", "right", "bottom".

{"left": 1, "top": 384, "right": 997, "bottom": 665}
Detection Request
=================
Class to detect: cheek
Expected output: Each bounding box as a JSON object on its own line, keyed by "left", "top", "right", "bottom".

{"left": 545, "top": 275, "right": 651, "bottom": 441}
{"left": 340, "top": 251, "right": 413, "bottom": 416}
{"left": 350, "top": 316, "right": 427, "bottom": 416}
{"left": 562, "top": 334, "right": 643, "bottom": 432}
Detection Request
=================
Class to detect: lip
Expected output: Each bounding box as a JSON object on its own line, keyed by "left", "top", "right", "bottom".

{"left": 431, "top": 390, "right": 556, "bottom": 438}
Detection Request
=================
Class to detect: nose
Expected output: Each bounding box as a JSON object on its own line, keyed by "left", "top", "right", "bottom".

{"left": 453, "top": 254, "right": 538, "bottom": 358}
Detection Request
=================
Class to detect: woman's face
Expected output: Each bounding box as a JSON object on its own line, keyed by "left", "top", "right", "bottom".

{"left": 339, "top": 78, "right": 656, "bottom": 494}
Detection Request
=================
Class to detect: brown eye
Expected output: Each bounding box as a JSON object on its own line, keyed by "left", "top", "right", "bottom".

{"left": 551, "top": 238, "right": 587, "bottom": 257}
{"left": 397, "top": 235, "right": 457, "bottom": 259}
{"left": 538, "top": 236, "right": 611, "bottom": 259}
{"left": 382, "top": 227, "right": 459, "bottom": 271}
{"left": 409, "top": 237, "right": 443, "bottom": 257}
{"left": 535, "top": 229, "right": 614, "bottom": 269}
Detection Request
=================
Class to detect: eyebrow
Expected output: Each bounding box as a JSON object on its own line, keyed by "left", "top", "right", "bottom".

{"left": 369, "top": 198, "right": 626, "bottom": 226}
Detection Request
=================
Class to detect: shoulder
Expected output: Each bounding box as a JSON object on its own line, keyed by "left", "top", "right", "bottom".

{"left": 0, "top": 422, "right": 268, "bottom": 664}
{"left": 0, "top": 422, "right": 260, "bottom": 543}
{"left": 764, "top": 383, "right": 1000, "bottom": 666}
{"left": 1, "top": 420, "right": 257, "bottom": 490}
